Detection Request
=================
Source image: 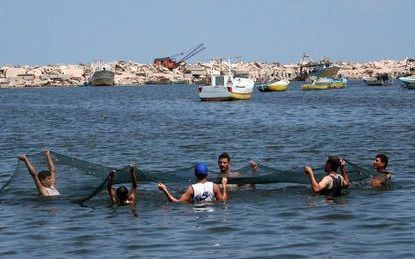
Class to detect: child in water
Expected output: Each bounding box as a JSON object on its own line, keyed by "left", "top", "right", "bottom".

{"left": 107, "top": 165, "right": 137, "bottom": 206}
{"left": 18, "top": 149, "right": 60, "bottom": 197}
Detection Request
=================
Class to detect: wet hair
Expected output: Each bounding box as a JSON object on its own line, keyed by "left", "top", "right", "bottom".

{"left": 218, "top": 152, "right": 231, "bottom": 162}
{"left": 326, "top": 156, "right": 340, "bottom": 172}
{"left": 38, "top": 170, "right": 52, "bottom": 180}
{"left": 116, "top": 186, "right": 129, "bottom": 202}
{"left": 376, "top": 154, "right": 388, "bottom": 168}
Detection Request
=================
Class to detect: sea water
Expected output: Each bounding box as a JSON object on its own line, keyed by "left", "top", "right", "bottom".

{"left": 0, "top": 81, "right": 414, "bottom": 257}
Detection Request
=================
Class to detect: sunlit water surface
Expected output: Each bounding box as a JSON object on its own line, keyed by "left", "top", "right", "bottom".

{"left": 0, "top": 81, "right": 414, "bottom": 257}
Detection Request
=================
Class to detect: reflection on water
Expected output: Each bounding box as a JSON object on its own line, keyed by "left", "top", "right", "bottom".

{"left": 0, "top": 82, "right": 415, "bottom": 257}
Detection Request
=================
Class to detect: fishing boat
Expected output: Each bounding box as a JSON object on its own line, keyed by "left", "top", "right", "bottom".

{"left": 294, "top": 52, "right": 340, "bottom": 81}
{"left": 257, "top": 79, "right": 290, "bottom": 92}
{"left": 363, "top": 74, "right": 393, "bottom": 86}
{"left": 399, "top": 75, "right": 415, "bottom": 89}
{"left": 302, "top": 77, "right": 347, "bottom": 91}
{"left": 198, "top": 59, "right": 254, "bottom": 101}
{"left": 87, "top": 61, "right": 115, "bottom": 86}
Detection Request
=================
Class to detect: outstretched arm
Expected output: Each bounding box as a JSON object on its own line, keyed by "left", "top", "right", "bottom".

{"left": 340, "top": 159, "right": 350, "bottom": 188}
{"left": 214, "top": 177, "right": 228, "bottom": 201}
{"left": 129, "top": 165, "right": 138, "bottom": 202}
{"left": 43, "top": 149, "right": 57, "bottom": 186}
{"left": 304, "top": 166, "right": 328, "bottom": 193}
{"left": 18, "top": 155, "right": 47, "bottom": 196}
{"left": 158, "top": 183, "right": 193, "bottom": 203}
{"left": 107, "top": 170, "right": 117, "bottom": 204}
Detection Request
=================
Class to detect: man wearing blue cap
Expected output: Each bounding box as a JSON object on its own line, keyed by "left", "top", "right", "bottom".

{"left": 157, "top": 162, "right": 228, "bottom": 204}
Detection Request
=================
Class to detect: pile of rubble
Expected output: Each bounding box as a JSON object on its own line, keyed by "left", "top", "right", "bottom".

{"left": 0, "top": 58, "right": 413, "bottom": 88}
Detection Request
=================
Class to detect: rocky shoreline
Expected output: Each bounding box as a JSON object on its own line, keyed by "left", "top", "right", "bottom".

{"left": 0, "top": 58, "right": 414, "bottom": 88}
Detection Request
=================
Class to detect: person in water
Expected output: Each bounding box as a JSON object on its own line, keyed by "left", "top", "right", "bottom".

{"left": 370, "top": 154, "right": 392, "bottom": 187}
{"left": 18, "top": 149, "right": 60, "bottom": 197}
{"left": 304, "top": 156, "right": 350, "bottom": 196}
{"left": 218, "top": 152, "right": 257, "bottom": 189}
{"left": 157, "top": 162, "right": 228, "bottom": 204}
{"left": 107, "top": 165, "right": 137, "bottom": 206}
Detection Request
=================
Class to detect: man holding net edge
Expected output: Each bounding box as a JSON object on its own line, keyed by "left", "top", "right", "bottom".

{"left": 218, "top": 152, "right": 258, "bottom": 190}
{"left": 304, "top": 156, "right": 350, "bottom": 196}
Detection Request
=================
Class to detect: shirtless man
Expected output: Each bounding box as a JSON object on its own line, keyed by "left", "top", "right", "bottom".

{"left": 18, "top": 149, "right": 60, "bottom": 197}
{"left": 218, "top": 152, "right": 257, "bottom": 189}
{"left": 107, "top": 165, "right": 137, "bottom": 206}
{"left": 304, "top": 156, "right": 350, "bottom": 196}
{"left": 371, "top": 154, "right": 392, "bottom": 187}
{"left": 157, "top": 162, "right": 228, "bottom": 204}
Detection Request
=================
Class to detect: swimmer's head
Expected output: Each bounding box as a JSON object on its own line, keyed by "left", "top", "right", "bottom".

{"left": 374, "top": 154, "right": 388, "bottom": 170}
{"left": 116, "top": 186, "right": 129, "bottom": 203}
{"left": 218, "top": 152, "right": 231, "bottom": 174}
{"left": 195, "top": 162, "right": 209, "bottom": 180}
{"left": 325, "top": 156, "right": 340, "bottom": 173}
{"left": 38, "top": 170, "right": 53, "bottom": 187}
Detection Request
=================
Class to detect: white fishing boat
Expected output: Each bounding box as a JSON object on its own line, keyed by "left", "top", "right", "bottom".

{"left": 198, "top": 59, "right": 254, "bottom": 101}
{"left": 87, "top": 61, "right": 115, "bottom": 86}
{"left": 399, "top": 75, "right": 415, "bottom": 89}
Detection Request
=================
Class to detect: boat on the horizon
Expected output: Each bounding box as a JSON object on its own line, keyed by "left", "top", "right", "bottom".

{"left": 257, "top": 79, "right": 290, "bottom": 92}
{"left": 302, "top": 77, "right": 347, "bottom": 90}
{"left": 86, "top": 61, "right": 115, "bottom": 86}
{"left": 294, "top": 52, "right": 340, "bottom": 81}
{"left": 363, "top": 74, "right": 393, "bottom": 86}
{"left": 399, "top": 75, "right": 415, "bottom": 89}
{"left": 198, "top": 59, "right": 254, "bottom": 101}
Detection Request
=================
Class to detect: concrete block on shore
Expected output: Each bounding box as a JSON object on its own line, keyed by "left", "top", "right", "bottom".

{"left": 5, "top": 67, "right": 27, "bottom": 78}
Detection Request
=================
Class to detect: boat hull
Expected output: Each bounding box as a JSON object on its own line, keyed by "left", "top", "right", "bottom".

{"left": 363, "top": 77, "right": 393, "bottom": 86}
{"left": 258, "top": 84, "right": 288, "bottom": 92}
{"left": 199, "top": 86, "right": 253, "bottom": 101}
{"left": 399, "top": 77, "right": 415, "bottom": 89}
{"left": 199, "top": 77, "right": 254, "bottom": 101}
{"left": 258, "top": 79, "right": 289, "bottom": 92}
{"left": 310, "top": 66, "right": 340, "bottom": 78}
{"left": 302, "top": 78, "right": 346, "bottom": 91}
{"left": 88, "top": 70, "right": 115, "bottom": 86}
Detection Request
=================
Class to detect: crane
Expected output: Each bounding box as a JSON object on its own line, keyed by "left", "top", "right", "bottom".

{"left": 154, "top": 43, "right": 206, "bottom": 70}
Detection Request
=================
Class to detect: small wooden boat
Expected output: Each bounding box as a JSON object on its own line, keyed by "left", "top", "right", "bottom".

{"left": 363, "top": 74, "right": 393, "bottom": 86}
{"left": 258, "top": 79, "right": 290, "bottom": 92}
{"left": 302, "top": 77, "right": 347, "bottom": 91}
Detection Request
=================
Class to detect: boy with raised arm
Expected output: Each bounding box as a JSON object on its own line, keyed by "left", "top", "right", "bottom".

{"left": 107, "top": 165, "right": 137, "bottom": 206}
{"left": 157, "top": 162, "right": 228, "bottom": 204}
{"left": 18, "top": 149, "right": 60, "bottom": 196}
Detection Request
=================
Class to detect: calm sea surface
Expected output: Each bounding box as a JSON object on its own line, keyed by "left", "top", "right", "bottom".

{"left": 0, "top": 81, "right": 414, "bottom": 258}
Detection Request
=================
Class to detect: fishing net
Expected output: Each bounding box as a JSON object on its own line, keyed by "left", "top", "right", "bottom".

{"left": 0, "top": 152, "right": 116, "bottom": 204}
{"left": 0, "top": 152, "right": 376, "bottom": 204}
{"left": 0, "top": 152, "right": 199, "bottom": 204}
{"left": 209, "top": 160, "right": 376, "bottom": 185}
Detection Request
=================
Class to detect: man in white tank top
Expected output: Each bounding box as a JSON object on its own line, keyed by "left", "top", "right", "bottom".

{"left": 158, "top": 162, "right": 228, "bottom": 204}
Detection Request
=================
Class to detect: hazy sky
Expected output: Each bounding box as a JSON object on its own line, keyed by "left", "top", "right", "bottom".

{"left": 0, "top": 0, "right": 413, "bottom": 65}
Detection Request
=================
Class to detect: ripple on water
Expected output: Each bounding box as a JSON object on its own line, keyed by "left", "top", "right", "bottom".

{"left": 0, "top": 83, "right": 415, "bottom": 257}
